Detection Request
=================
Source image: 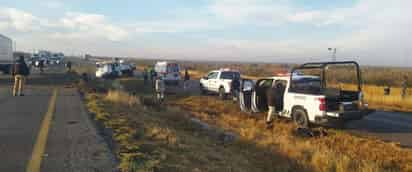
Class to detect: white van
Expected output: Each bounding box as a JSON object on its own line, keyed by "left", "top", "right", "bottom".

{"left": 154, "top": 61, "right": 180, "bottom": 85}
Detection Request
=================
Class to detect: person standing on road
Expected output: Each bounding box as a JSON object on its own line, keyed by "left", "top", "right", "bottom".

{"left": 183, "top": 68, "right": 190, "bottom": 90}
{"left": 266, "top": 82, "right": 278, "bottom": 127}
{"left": 66, "top": 61, "right": 72, "bottom": 72}
{"left": 39, "top": 59, "right": 45, "bottom": 74}
{"left": 150, "top": 67, "right": 157, "bottom": 87}
{"left": 155, "top": 76, "right": 166, "bottom": 102}
{"left": 12, "top": 56, "right": 30, "bottom": 96}
{"left": 143, "top": 68, "right": 148, "bottom": 85}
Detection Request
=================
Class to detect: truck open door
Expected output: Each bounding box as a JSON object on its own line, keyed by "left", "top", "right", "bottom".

{"left": 239, "top": 79, "right": 254, "bottom": 112}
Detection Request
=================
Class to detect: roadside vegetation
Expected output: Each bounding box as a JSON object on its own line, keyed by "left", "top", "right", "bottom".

{"left": 76, "top": 75, "right": 412, "bottom": 172}
{"left": 80, "top": 79, "right": 304, "bottom": 172}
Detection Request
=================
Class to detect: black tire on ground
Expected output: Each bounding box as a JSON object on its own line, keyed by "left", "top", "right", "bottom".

{"left": 292, "top": 108, "right": 310, "bottom": 128}
{"left": 200, "top": 84, "right": 207, "bottom": 95}
{"left": 219, "top": 87, "right": 226, "bottom": 100}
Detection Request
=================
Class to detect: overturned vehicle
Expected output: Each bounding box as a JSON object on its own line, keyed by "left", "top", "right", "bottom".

{"left": 239, "top": 61, "right": 373, "bottom": 128}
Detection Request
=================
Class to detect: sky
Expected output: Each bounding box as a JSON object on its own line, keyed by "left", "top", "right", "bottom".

{"left": 0, "top": 0, "right": 411, "bottom": 66}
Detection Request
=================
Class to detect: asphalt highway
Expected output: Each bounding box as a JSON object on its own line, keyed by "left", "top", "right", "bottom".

{"left": 347, "top": 111, "right": 412, "bottom": 147}
{"left": 0, "top": 67, "right": 115, "bottom": 172}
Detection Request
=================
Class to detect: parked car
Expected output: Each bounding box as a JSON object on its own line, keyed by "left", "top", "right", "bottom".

{"left": 239, "top": 61, "right": 373, "bottom": 128}
{"left": 200, "top": 69, "right": 241, "bottom": 99}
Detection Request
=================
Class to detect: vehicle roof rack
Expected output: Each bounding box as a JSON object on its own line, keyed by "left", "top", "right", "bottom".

{"left": 299, "top": 61, "right": 359, "bottom": 68}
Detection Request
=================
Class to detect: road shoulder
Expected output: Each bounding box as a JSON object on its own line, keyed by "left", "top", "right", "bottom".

{"left": 41, "top": 88, "right": 116, "bottom": 172}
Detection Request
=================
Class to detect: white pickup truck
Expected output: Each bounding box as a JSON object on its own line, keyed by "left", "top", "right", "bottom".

{"left": 200, "top": 69, "right": 240, "bottom": 99}
{"left": 239, "top": 61, "right": 372, "bottom": 128}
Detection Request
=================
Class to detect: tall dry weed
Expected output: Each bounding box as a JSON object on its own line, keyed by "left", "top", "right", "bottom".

{"left": 105, "top": 90, "right": 140, "bottom": 106}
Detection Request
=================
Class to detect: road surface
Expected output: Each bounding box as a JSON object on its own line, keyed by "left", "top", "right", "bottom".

{"left": 347, "top": 111, "right": 412, "bottom": 147}
{"left": 0, "top": 66, "right": 116, "bottom": 172}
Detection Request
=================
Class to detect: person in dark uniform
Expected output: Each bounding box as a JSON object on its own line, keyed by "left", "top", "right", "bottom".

{"left": 231, "top": 77, "right": 240, "bottom": 101}
{"left": 275, "top": 81, "right": 286, "bottom": 112}
{"left": 265, "top": 80, "right": 286, "bottom": 127}
{"left": 143, "top": 68, "right": 148, "bottom": 85}
{"left": 12, "top": 56, "right": 30, "bottom": 96}
{"left": 266, "top": 82, "right": 277, "bottom": 127}
{"left": 183, "top": 68, "right": 190, "bottom": 90}
{"left": 39, "top": 60, "right": 45, "bottom": 74}
{"left": 66, "top": 61, "right": 72, "bottom": 72}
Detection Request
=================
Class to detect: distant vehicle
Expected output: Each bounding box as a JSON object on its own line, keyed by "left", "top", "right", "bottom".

{"left": 0, "top": 34, "right": 14, "bottom": 74}
{"left": 96, "top": 62, "right": 121, "bottom": 79}
{"left": 95, "top": 60, "right": 135, "bottom": 79}
{"left": 118, "top": 60, "right": 135, "bottom": 76}
{"left": 154, "top": 61, "right": 180, "bottom": 85}
{"left": 239, "top": 61, "right": 373, "bottom": 128}
{"left": 200, "top": 68, "right": 241, "bottom": 99}
{"left": 51, "top": 53, "right": 64, "bottom": 65}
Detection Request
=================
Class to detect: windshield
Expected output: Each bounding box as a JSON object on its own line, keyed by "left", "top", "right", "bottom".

{"left": 220, "top": 71, "right": 240, "bottom": 80}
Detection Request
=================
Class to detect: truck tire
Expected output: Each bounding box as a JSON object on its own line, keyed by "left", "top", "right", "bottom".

{"left": 200, "top": 84, "right": 207, "bottom": 95}
{"left": 219, "top": 87, "right": 226, "bottom": 100}
{"left": 292, "top": 108, "right": 310, "bottom": 128}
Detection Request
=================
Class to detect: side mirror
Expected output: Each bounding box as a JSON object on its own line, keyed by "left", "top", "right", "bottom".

{"left": 202, "top": 76, "right": 208, "bottom": 80}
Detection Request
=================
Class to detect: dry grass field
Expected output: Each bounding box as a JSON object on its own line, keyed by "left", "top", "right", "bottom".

{"left": 172, "top": 96, "right": 412, "bottom": 172}
{"left": 77, "top": 76, "right": 412, "bottom": 172}
{"left": 82, "top": 82, "right": 305, "bottom": 172}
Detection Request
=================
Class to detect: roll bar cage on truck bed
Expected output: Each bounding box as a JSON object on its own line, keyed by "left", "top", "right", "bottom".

{"left": 239, "top": 61, "right": 372, "bottom": 128}
{"left": 292, "top": 61, "right": 362, "bottom": 92}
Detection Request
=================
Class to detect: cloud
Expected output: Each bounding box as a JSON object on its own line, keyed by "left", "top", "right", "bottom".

{"left": 0, "top": 7, "right": 38, "bottom": 32}
{"left": 134, "top": 20, "right": 219, "bottom": 33}
{"left": 209, "top": 0, "right": 292, "bottom": 25}
{"left": 56, "top": 12, "right": 129, "bottom": 41}
{"left": 44, "top": 1, "right": 63, "bottom": 9}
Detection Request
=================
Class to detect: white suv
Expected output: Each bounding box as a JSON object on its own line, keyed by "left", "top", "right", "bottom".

{"left": 200, "top": 69, "right": 241, "bottom": 99}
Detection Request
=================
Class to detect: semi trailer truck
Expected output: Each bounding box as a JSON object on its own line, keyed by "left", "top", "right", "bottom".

{"left": 0, "top": 34, "right": 14, "bottom": 74}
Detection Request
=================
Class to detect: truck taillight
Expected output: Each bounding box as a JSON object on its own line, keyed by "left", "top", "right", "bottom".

{"left": 318, "top": 97, "right": 326, "bottom": 111}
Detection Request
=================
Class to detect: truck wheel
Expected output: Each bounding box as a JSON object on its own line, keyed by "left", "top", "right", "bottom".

{"left": 200, "top": 84, "right": 207, "bottom": 95}
{"left": 219, "top": 87, "right": 226, "bottom": 100}
{"left": 292, "top": 108, "right": 310, "bottom": 128}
